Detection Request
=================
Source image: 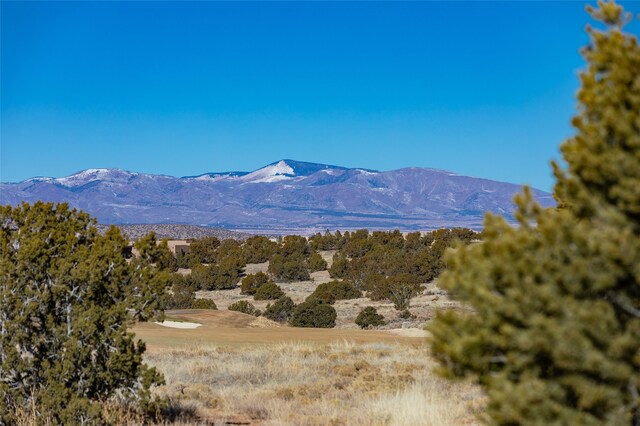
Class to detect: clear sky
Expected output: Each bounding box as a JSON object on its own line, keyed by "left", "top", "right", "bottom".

{"left": 2, "top": 1, "right": 639, "bottom": 190}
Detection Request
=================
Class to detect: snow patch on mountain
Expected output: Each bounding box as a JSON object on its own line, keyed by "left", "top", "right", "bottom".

{"left": 55, "top": 168, "right": 137, "bottom": 187}
{"left": 242, "top": 160, "right": 296, "bottom": 183}
{"left": 356, "top": 169, "right": 379, "bottom": 176}
{"left": 2, "top": 159, "right": 556, "bottom": 232}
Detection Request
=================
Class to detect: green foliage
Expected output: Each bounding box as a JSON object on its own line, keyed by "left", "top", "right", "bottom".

{"left": 187, "top": 236, "right": 220, "bottom": 265}
{"left": 135, "top": 233, "right": 178, "bottom": 272}
{"left": 289, "top": 299, "right": 336, "bottom": 328}
{"left": 242, "top": 236, "right": 278, "bottom": 263}
{"left": 386, "top": 274, "right": 423, "bottom": 311}
{"left": 191, "top": 298, "right": 217, "bottom": 310}
{"left": 308, "top": 280, "right": 362, "bottom": 305}
{"left": 306, "top": 251, "right": 328, "bottom": 272}
{"left": 366, "top": 273, "right": 422, "bottom": 310}
{"left": 216, "top": 239, "right": 245, "bottom": 264}
{"left": 166, "top": 273, "right": 197, "bottom": 309}
{"left": 429, "top": 3, "right": 640, "bottom": 424}
{"left": 263, "top": 296, "right": 295, "bottom": 323}
{"left": 190, "top": 259, "right": 241, "bottom": 290}
{"left": 240, "top": 271, "right": 270, "bottom": 295}
{"left": 355, "top": 307, "right": 385, "bottom": 329}
{"left": 0, "top": 202, "right": 166, "bottom": 424}
{"left": 227, "top": 300, "right": 261, "bottom": 316}
{"left": 175, "top": 248, "right": 190, "bottom": 269}
{"left": 166, "top": 274, "right": 217, "bottom": 309}
{"left": 325, "top": 228, "right": 478, "bottom": 287}
{"left": 253, "top": 281, "right": 285, "bottom": 301}
{"left": 308, "top": 230, "right": 338, "bottom": 250}
{"left": 280, "top": 235, "right": 310, "bottom": 257}
{"left": 328, "top": 252, "right": 349, "bottom": 278}
{"left": 268, "top": 254, "right": 311, "bottom": 282}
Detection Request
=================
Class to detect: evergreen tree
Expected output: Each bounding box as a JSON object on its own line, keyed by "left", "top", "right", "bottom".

{"left": 0, "top": 202, "right": 166, "bottom": 423}
{"left": 429, "top": 2, "right": 640, "bottom": 424}
{"left": 289, "top": 299, "right": 336, "bottom": 328}
{"left": 134, "top": 232, "right": 177, "bottom": 272}
{"left": 254, "top": 281, "right": 285, "bottom": 301}
{"left": 263, "top": 296, "right": 295, "bottom": 323}
{"left": 240, "top": 271, "right": 270, "bottom": 295}
{"left": 355, "top": 307, "right": 385, "bottom": 329}
{"left": 188, "top": 236, "right": 220, "bottom": 265}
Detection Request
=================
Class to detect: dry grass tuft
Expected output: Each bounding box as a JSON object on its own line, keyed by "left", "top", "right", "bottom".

{"left": 146, "top": 340, "right": 483, "bottom": 425}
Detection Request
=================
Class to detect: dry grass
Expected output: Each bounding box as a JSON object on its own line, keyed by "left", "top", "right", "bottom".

{"left": 135, "top": 252, "right": 482, "bottom": 424}
{"left": 133, "top": 310, "right": 425, "bottom": 351}
{"left": 146, "top": 341, "right": 483, "bottom": 425}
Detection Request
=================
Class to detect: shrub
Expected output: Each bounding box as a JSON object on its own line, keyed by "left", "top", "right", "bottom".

{"left": 191, "top": 298, "right": 217, "bottom": 310}
{"left": 308, "top": 280, "right": 362, "bottom": 305}
{"left": 328, "top": 252, "right": 349, "bottom": 278}
{"left": 167, "top": 273, "right": 197, "bottom": 309}
{"left": 366, "top": 273, "right": 423, "bottom": 310}
{"left": 268, "top": 254, "right": 311, "bottom": 282}
{"left": 355, "top": 307, "right": 385, "bottom": 329}
{"left": 191, "top": 262, "right": 240, "bottom": 290}
{"left": 289, "top": 299, "right": 336, "bottom": 328}
{"left": 242, "top": 236, "right": 278, "bottom": 263}
{"left": 362, "top": 273, "right": 388, "bottom": 299}
{"left": 240, "top": 272, "right": 270, "bottom": 295}
{"left": 254, "top": 281, "right": 285, "bottom": 301}
{"left": 398, "top": 309, "right": 415, "bottom": 320}
{"left": 188, "top": 236, "right": 220, "bottom": 265}
{"left": 386, "top": 274, "right": 423, "bottom": 311}
{"left": 228, "top": 300, "right": 260, "bottom": 316}
{"left": 262, "top": 297, "right": 295, "bottom": 323}
{"left": 306, "top": 252, "right": 328, "bottom": 272}
{"left": 0, "top": 202, "right": 166, "bottom": 424}
{"left": 216, "top": 239, "right": 245, "bottom": 265}
{"left": 279, "top": 235, "right": 310, "bottom": 257}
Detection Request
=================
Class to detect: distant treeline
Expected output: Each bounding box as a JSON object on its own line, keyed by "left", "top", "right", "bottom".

{"left": 144, "top": 228, "right": 480, "bottom": 318}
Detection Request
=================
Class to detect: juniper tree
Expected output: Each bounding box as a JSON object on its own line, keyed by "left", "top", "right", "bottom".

{"left": 429, "top": 2, "right": 640, "bottom": 424}
{"left": 0, "top": 202, "right": 167, "bottom": 423}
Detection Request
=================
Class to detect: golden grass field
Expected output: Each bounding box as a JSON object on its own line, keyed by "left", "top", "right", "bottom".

{"left": 130, "top": 254, "right": 483, "bottom": 425}
{"left": 134, "top": 310, "right": 425, "bottom": 350}
{"left": 133, "top": 310, "right": 483, "bottom": 425}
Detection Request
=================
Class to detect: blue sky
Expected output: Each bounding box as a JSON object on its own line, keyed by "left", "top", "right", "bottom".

{"left": 2, "top": 1, "right": 639, "bottom": 190}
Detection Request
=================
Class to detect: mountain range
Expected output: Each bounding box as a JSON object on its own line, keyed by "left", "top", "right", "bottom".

{"left": 0, "top": 160, "right": 555, "bottom": 233}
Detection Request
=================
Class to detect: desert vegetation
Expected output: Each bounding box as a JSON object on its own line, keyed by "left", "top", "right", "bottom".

{"left": 2, "top": 1, "right": 638, "bottom": 424}
{"left": 0, "top": 203, "right": 168, "bottom": 423}
{"left": 177, "top": 226, "right": 478, "bottom": 329}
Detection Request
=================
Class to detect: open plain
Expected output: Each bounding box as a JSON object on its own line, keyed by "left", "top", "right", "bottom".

{"left": 131, "top": 250, "right": 482, "bottom": 425}
{"left": 134, "top": 310, "right": 483, "bottom": 425}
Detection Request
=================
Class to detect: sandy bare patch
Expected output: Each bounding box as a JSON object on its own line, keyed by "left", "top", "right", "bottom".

{"left": 155, "top": 320, "right": 202, "bottom": 329}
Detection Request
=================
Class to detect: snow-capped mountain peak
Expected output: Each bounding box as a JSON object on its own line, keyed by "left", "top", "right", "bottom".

{"left": 241, "top": 160, "right": 297, "bottom": 183}
{"left": 54, "top": 168, "right": 137, "bottom": 187}
{"left": 1, "top": 160, "right": 556, "bottom": 232}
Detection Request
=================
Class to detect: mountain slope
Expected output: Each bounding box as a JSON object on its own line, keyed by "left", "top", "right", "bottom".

{"left": 0, "top": 160, "right": 555, "bottom": 232}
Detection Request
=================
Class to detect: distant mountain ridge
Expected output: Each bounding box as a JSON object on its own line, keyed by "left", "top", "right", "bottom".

{"left": 0, "top": 159, "right": 555, "bottom": 233}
